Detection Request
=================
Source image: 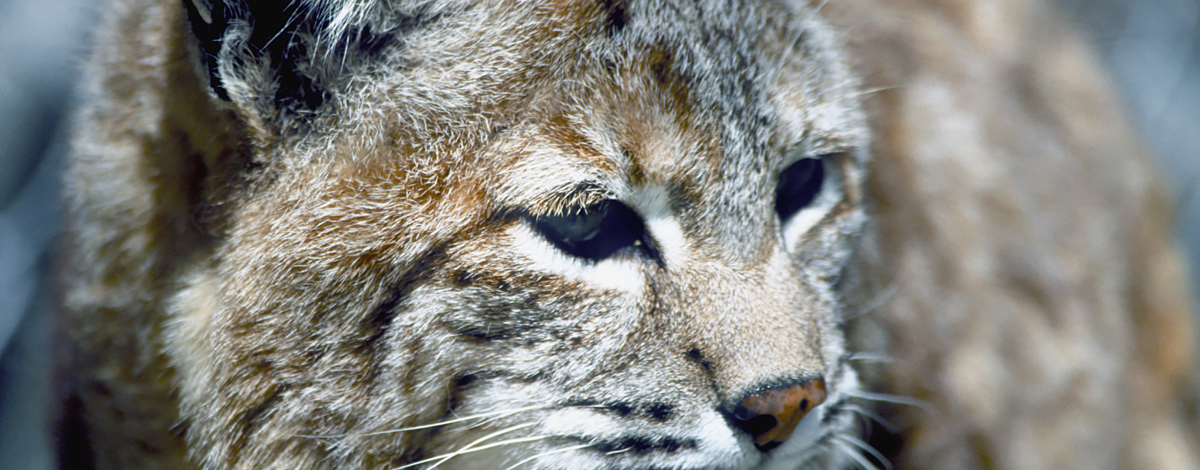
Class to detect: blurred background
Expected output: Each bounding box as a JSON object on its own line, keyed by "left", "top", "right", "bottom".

{"left": 1, "top": 0, "right": 1197, "bottom": 468}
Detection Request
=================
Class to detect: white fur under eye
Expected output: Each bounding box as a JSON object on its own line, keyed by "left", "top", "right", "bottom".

{"left": 781, "top": 163, "right": 843, "bottom": 252}
{"left": 510, "top": 223, "right": 645, "bottom": 292}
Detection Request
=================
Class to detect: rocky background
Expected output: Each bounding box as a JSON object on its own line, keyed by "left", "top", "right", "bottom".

{"left": 1, "top": 0, "right": 1197, "bottom": 467}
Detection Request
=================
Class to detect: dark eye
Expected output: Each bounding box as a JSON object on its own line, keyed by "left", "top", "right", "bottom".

{"left": 774, "top": 157, "right": 826, "bottom": 221}
{"left": 532, "top": 200, "right": 647, "bottom": 261}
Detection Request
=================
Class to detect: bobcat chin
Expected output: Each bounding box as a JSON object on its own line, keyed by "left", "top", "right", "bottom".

{"left": 58, "top": 0, "right": 1197, "bottom": 469}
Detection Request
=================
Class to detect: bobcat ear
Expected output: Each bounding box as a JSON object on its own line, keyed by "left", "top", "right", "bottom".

{"left": 179, "top": 0, "right": 375, "bottom": 133}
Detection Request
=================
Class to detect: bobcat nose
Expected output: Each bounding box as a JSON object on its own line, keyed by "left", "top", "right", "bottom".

{"left": 730, "top": 377, "right": 827, "bottom": 451}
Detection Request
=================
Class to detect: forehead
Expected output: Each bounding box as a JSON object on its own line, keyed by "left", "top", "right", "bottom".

{"left": 508, "top": 1, "right": 862, "bottom": 203}
{"left": 321, "top": 0, "right": 863, "bottom": 212}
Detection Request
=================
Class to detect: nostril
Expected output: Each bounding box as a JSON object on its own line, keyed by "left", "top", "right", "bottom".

{"left": 733, "top": 412, "right": 779, "bottom": 437}
{"left": 729, "top": 377, "right": 827, "bottom": 452}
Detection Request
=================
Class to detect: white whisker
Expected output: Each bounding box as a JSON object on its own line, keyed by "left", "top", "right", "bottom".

{"left": 846, "top": 353, "right": 893, "bottom": 364}
{"left": 360, "top": 405, "right": 550, "bottom": 436}
{"left": 503, "top": 443, "right": 592, "bottom": 470}
{"left": 393, "top": 422, "right": 543, "bottom": 470}
{"left": 843, "top": 404, "right": 898, "bottom": 433}
{"left": 847, "top": 284, "right": 898, "bottom": 320}
{"left": 844, "top": 391, "right": 931, "bottom": 412}
{"left": 853, "top": 86, "right": 903, "bottom": 97}
{"left": 833, "top": 438, "right": 882, "bottom": 470}
{"left": 835, "top": 435, "right": 893, "bottom": 470}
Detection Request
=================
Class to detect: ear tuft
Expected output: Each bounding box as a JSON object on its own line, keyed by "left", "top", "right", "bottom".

{"left": 178, "top": 0, "right": 406, "bottom": 133}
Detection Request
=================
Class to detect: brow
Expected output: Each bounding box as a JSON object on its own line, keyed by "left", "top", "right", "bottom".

{"left": 523, "top": 181, "right": 616, "bottom": 218}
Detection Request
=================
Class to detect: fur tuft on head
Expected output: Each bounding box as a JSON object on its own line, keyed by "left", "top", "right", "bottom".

{"left": 182, "top": 0, "right": 450, "bottom": 133}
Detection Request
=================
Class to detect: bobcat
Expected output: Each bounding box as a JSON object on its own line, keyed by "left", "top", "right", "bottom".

{"left": 56, "top": 0, "right": 1198, "bottom": 469}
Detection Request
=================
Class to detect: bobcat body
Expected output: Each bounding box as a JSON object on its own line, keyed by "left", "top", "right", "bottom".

{"left": 58, "top": 0, "right": 1198, "bottom": 469}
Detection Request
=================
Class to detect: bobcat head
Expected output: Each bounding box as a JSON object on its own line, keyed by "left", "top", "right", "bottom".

{"left": 65, "top": 0, "right": 868, "bottom": 468}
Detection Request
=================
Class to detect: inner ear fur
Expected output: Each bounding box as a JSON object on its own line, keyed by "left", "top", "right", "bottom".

{"left": 165, "top": 0, "right": 361, "bottom": 241}
{"left": 166, "top": 0, "right": 401, "bottom": 239}
{"left": 180, "top": 0, "right": 400, "bottom": 136}
{"left": 185, "top": 0, "right": 327, "bottom": 131}
{"left": 147, "top": 0, "right": 258, "bottom": 243}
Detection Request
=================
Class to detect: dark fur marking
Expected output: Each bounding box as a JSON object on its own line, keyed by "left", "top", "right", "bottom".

{"left": 357, "top": 245, "right": 449, "bottom": 356}
{"left": 567, "top": 399, "right": 675, "bottom": 423}
{"left": 602, "top": 56, "right": 619, "bottom": 74}
{"left": 600, "top": 0, "right": 628, "bottom": 36}
{"left": 685, "top": 346, "right": 722, "bottom": 399}
{"left": 645, "top": 403, "right": 674, "bottom": 421}
{"left": 667, "top": 179, "right": 702, "bottom": 220}
{"left": 445, "top": 374, "right": 478, "bottom": 416}
{"left": 649, "top": 48, "right": 679, "bottom": 88}
{"left": 581, "top": 435, "right": 697, "bottom": 454}
{"left": 445, "top": 299, "right": 560, "bottom": 343}
{"left": 450, "top": 270, "right": 474, "bottom": 287}
{"left": 622, "top": 149, "right": 646, "bottom": 186}
{"left": 609, "top": 402, "right": 634, "bottom": 417}
{"left": 231, "top": 383, "right": 290, "bottom": 462}
{"left": 567, "top": 398, "right": 600, "bottom": 408}
{"left": 686, "top": 347, "right": 713, "bottom": 374}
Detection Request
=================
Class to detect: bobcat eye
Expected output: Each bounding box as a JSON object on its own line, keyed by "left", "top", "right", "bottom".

{"left": 775, "top": 157, "right": 826, "bottom": 221}
{"left": 532, "top": 200, "right": 647, "bottom": 261}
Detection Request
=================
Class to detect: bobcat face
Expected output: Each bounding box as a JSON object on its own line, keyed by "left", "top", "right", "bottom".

{"left": 162, "top": 0, "right": 868, "bottom": 468}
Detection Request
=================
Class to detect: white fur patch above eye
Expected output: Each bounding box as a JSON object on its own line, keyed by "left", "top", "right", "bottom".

{"left": 629, "top": 185, "right": 691, "bottom": 266}
{"left": 645, "top": 215, "right": 688, "bottom": 264}
{"left": 509, "top": 223, "right": 645, "bottom": 292}
{"left": 781, "top": 162, "right": 843, "bottom": 251}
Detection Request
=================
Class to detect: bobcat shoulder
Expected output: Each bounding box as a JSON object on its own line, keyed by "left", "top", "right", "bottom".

{"left": 57, "top": 0, "right": 1197, "bottom": 469}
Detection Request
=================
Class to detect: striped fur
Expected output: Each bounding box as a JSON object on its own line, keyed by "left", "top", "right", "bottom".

{"left": 59, "top": 0, "right": 1197, "bottom": 469}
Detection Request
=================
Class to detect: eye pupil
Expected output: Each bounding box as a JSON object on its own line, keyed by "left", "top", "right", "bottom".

{"left": 775, "top": 158, "right": 825, "bottom": 221}
{"left": 532, "top": 200, "right": 647, "bottom": 261}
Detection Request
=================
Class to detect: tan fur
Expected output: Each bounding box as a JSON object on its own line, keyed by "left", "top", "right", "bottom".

{"left": 823, "top": 1, "right": 1199, "bottom": 468}
{"left": 58, "top": 0, "right": 1197, "bottom": 469}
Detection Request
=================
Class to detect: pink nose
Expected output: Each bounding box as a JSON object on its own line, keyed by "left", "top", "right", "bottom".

{"left": 731, "top": 378, "right": 827, "bottom": 451}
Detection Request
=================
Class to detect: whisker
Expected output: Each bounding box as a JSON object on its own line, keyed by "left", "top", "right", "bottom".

{"left": 393, "top": 422, "right": 543, "bottom": 470}
{"left": 360, "top": 405, "right": 551, "bottom": 437}
{"left": 836, "top": 435, "right": 893, "bottom": 470}
{"left": 843, "top": 404, "right": 899, "bottom": 434}
{"left": 844, "top": 391, "right": 931, "bottom": 412}
{"left": 428, "top": 423, "right": 542, "bottom": 470}
{"left": 853, "top": 86, "right": 904, "bottom": 97}
{"left": 833, "top": 438, "right": 882, "bottom": 470}
{"left": 846, "top": 284, "right": 898, "bottom": 320}
{"left": 503, "top": 443, "right": 593, "bottom": 470}
{"left": 397, "top": 435, "right": 551, "bottom": 470}
{"left": 845, "top": 353, "right": 893, "bottom": 364}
